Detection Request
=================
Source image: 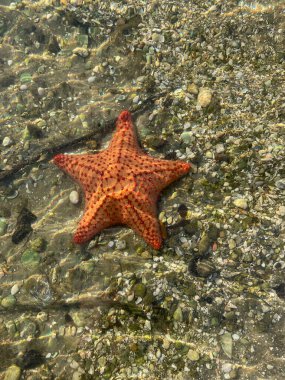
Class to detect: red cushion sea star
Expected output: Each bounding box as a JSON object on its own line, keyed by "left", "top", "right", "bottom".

{"left": 53, "top": 110, "right": 190, "bottom": 249}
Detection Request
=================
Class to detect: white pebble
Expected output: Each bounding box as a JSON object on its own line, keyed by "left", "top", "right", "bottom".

{"left": 7, "top": 59, "right": 13, "bottom": 66}
{"left": 69, "top": 190, "right": 79, "bottom": 204}
{"left": 11, "top": 284, "right": 20, "bottom": 295}
{"left": 87, "top": 76, "right": 96, "bottom": 84}
{"left": 20, "top": 84, "right": 28, "bottom": 91}
{"left": 37, "top": 87, "right": 45, "bottom": 96}
{"left": 133, "top": 95, "right": 140, "bottom": 104}
{"left": 2, "top": 136, "right": 12, "bottom": 147}
{"left": 216, "top": 143, "right": 225, "bottom": 153}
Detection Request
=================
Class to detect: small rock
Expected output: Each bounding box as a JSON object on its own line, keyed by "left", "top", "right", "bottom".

{"left": 173, "top": 306, "right": 183, "bottom": 322}
{"left": 275, "top": 179, "right": 285, "bottom": 190}
{"left": 116, "top": 239, "right": 127, "bottom": 250}
{"left": 0, "top": 217, "right": 8, "bottom": 236}
{"left": 69, "top": 190, "right": 80, "bottom": 205}
{"left": 133, "top": 283, "right": 146, "bottom": 298}
{"left": 220, "top": 332, "right": 233, "bottom": 358}
{"left": 233, "top": 198, "right": 248, "bottom": 210}
{"left": 187, "top": 349, "right": 200, "bottom": 361}
{"left": 277, "top": 206, "right": 285, "bottom": 216}
{"left": 21, "top": 250, "right": 40, "bottom": 269}
{"left": 2, "top": 136, "right": 12, "bottom": 147}
{"left": 87, "top": 76, "right": 96, "bottom": 84}
{"left": 30, "top": 237, "right": 46, "bottom": 252}
{"left": 4, "top": 365, "right": 21, "bottom": 380}
{"left": 1, "top": 295, "right": 16, "bottom": 308}
{"left": 228, "top": 239, "right": 236, "bottom": 249}
{"left": 20, "top": 84, "right": 28, "bottom": 91}
{"left": 197, "top": 87, "right": 212, "bottom": 107}
{"left": 187, "top": 83, "right": 199, "bottom": 94}
{"left": 37, "top": 87, "right": 45, "bottom": 96}
{"left": 133, "top": 95, "right": 140, "bottom": 104}
{"left": 180, "top": 131, "right": 192, "bottom": 144}
{"left": 216, "top": 143, "right": 225, "bottom": 153}
{"left": 11, "top": 284, "right": 20, "bottom": 295}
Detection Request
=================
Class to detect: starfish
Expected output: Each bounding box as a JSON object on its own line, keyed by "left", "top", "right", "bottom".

{"left": 53, "top": 110, "right": 190, "bottom": 249}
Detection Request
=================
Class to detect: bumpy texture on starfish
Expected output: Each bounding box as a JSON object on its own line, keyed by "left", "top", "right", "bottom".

{"left": 53, "top": 110, "right": 190, "bottom": 249}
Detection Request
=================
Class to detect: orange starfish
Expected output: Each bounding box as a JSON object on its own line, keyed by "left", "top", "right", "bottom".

{"left": 53, "top": 110, "right": 190, "bottom": 249}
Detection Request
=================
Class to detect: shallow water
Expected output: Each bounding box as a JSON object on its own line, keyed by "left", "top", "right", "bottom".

{"left": 0, "top": 1, "right": 285, "bottom": 379}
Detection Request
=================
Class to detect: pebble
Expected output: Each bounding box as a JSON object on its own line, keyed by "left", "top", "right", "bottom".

{"left": 233, "top": 198, "right": 248, "bottom": 210}
{"left": 69, "top": 190, "right": 80, "bottom": 205}
{"left": 216, "top": 143, "right": 225, "bottom": 153}
{"left": 2, "top": 136, "right": 12, "bottom": 147}
{"left": 275, "top": 179, "right": 285, "bottom": 190}
{"left": 220, "top": 332, "right": 233, "bottom": 358}
{"left": 180, "top": 131, "right": 192, "bottom": 144}
{"left": 11, "top": 284, "right": 20, "bottom": 295}
{"left": 20, "top": 84, "right": 28, "bottom": 91}
{"left": 187, "top": 349, "right": 200, "bottom": 361}
{"left": 133, "top": 95, "right": 140, "bottom": 104}
{"left": 228, "top": 239, "right": 236, "bottom": 249}
{"left": 115, "top": 239, "right": 127, "bottom": 250}
{"left": 87, "top": 76, "right": 96, "bottom": 84}
{"left": 277, "top": 206, "right": 285, "bottom": 216}
{"left": 197, "top": 87, "right": 212, "bottom": 107}
{"left": 37, "top": 87, "right": 45, "bottom": 96}
{"left": 173, "top": 306, "right": 183, "bottom": 322}
{"left": 21, "top": 250, "right": 40, "bottom": 268}
{"left": 221, "top": 363, "right": 232, "bottom": 373}
{"left": 0, "top": 217, "right": 8, "bottom": 236}
{"left": 7, "top": 59, "right": 13, "bottom": 66}
{"left": 1, "top": 295, "right": 16, "bottom": 308}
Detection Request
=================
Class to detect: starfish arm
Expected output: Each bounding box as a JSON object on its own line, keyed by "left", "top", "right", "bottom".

{"left": 53, "top": 153, "right": 108, "bottom": 199}
{"left": 135, "top": 155, "right": 191, "bottom": 192}
{"left": 121, "top": 194, "right": 162, "bottom": 249}
{"left": 108, "top": 110, "right": 142, "bottom": 153}
{"left": 73, "top": 194, "right": 119, "bottom": 244}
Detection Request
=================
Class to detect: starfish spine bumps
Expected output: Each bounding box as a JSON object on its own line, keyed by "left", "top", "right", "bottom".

{"left": 53, "top": 110, "right": 190, "bottom": 249}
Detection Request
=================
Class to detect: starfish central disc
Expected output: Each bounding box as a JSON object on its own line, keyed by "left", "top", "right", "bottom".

{"left": 100, "top": 163, "right": 135, "bottom": 199}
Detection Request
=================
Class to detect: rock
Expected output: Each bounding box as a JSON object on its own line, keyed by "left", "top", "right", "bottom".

{"left": 1, "top": 295, "right": 16, "bottom": 308}
{"left": 11, "top": 284, "right": 20, "bottom": 295}
{"left": 87, "top": 76, "right": 96, "bottom": 84}
{"left": 2, "top": 136, "right": 12, "bottom": 146}
{"left": 233, "top": 198, "right": 248, "bottom": 210}
{"left": 197, "top": 87, "right": 212, "bottom": 107}
{"left": 220, "top": 332, "right": 233, "bottom": 358}
{"left": 275, "top": 179, "right": 285, "bottom": 190}
{"left": 30, "top": 237, "right": 46, "bottom": 252}
{"left": 180, "top": 131, "right": 192, "bottom": 144}
{"left": 115, "top": 239, "right": 127, "bottom": 250}
{"left": 37, "top": 87, "right": 45, "bottom": 96}
{"left": 187, "top": 83, "right": 198, "bottom": 94}
{"left": 4, "top": 365, "right": 21, "bottom": 380}
{"left": 21, "top": 250, "right": 40, "bottom": 269}
{"left": 0, "top": 217, "right": 8, "bottom": 236}
{"left": 69, "top": 190, "right": 80, "bottom": 204}
{"left": 173, "top": 306, "right": 183, "bottom": 322}
{"left": 277, "top": 206, "right": 285, "bottom": 216}
{"left": 133, "top": 283, "right": 146, "bottom": 298}
{"left": 187, "top": 349, "right": 200, "bottom": 361}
